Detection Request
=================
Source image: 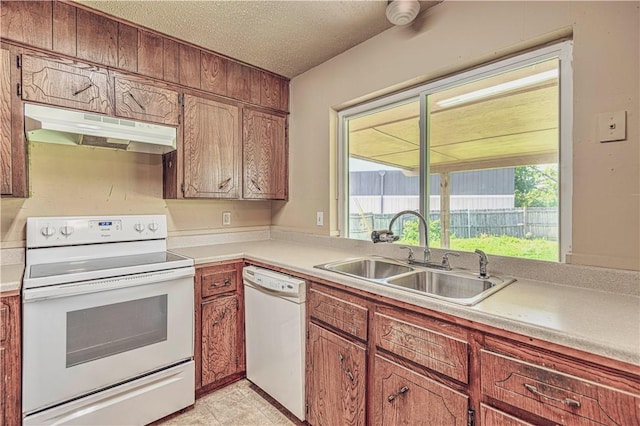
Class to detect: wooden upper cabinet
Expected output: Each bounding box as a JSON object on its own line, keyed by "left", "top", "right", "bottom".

{"left": 52, "top": 1, "right": 77, "bottom": 57}
{"left": 117, "top": 23, "right": 138, "bottom": 73}
{"left": 0, "top": 1, "right": 52, "bottom": 50}
{"left": 242, "top": 108, "right": 287, "bottom": 200}
{"left": 138, "top": 30, "right": 164, "bottom": 80}
{"left": 1, "top": 48, "right": 13, "bottom": 195}
{"left": 21, "top": 54, "right": 113, "bottom": 114}
{"left": 179, "top": 43, "right": 201, "bottom": 89}
{"left": 183, "top": 95, "right": 240, "bottom": 198}
{"left": 76, "top": 9, "right": 118, "bottom": 68}
{"left": 114, "top": 77, "right": 179, "bottom": 126}
{"left": 201, "top": 51, "right": 227, "bottom": 96}
{"left": 373, "top": 355, "right": 468, "bottom": 426}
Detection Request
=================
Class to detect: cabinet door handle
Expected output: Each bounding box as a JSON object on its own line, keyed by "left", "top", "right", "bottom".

{"left": 387, "top": 386, "right": 409, "bottom": 402}
{"left": 251, "top": 179, "right": 262, "bottom": 191}
{"left": 218, "top": 177, "right": 232, "bottom": 189}
{"left": 524, "top": 384, "right": 581, "bottom": 408}
{"left": 345, "top": 368, "right": 354, "bottom": 382}
{"left": 212, "top": 308, "right": 227, "bottom": 326}
{"left": 128, "top": 92, "right": 146, "bottom": 111}
{"left": 73, "top": 83, "right": 94, "bottom": 96}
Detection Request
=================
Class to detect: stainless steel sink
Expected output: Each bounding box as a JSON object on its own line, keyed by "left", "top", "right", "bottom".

{"left": 316, "top": 257, "right": 414, "bottom": 280}
{"left": 314, "top": 256, "right": 515, "bottom": 306}
{"left": 385, "top": 270, "right": 514, "bottom": 305}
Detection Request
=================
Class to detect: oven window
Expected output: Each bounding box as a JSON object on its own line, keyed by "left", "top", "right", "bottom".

{"left": 66, "top": 295, "right": 168, "bottom": 367}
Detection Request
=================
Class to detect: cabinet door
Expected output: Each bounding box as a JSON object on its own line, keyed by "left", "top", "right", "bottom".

{"left": 1, "top": 48, "right": 12, "bottom": 195}
{"left": 373, "top": 355, "right": 468, "bottom": 426}
{"left": 201, "top": 295, "right": 239, "bottom": 388}
{"left": 114, "top": 77, "right": 179, "bottom": 126}
{"left": 1, "top": 45, "right": 27, "bottom": 197}
{"left": 0, "top": 295, "right": 21, "bottom": 426}
{"left": 307, "top": 323, "right": 366, "bottom": 426}
{"left": 21, "top": 54, "right": 113, "bottom": 114}
{"left": 242, "top": 108, "right": 287, "bottom": 200}
{"left": 183, "top": 95, "right": 240, "bottom": 198}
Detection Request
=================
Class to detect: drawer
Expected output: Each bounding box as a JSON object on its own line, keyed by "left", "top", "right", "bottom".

{"left": 374, "top": 312, "right": 468, "bottom": 383}
{"left": 481, "top": 350, "right": 640, "bottom": 425}
{"left": 309, "top": 287, "right": 368, "bottom": 341}
{"left": 200, "top": 268, "right": 237, "bottom": 298}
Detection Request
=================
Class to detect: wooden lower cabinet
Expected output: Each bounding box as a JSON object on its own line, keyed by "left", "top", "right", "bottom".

{"left": 373, "top": 355, "right": 468, "bottom": 426}
{"left": 195, "top": 261, "right": 244, "bottom": 395}
{"left": 0, "top": 294, "right": 21, "bottom": 426}
{"left": 307, "top": 322, "right": 366, "bottom": 426}
{"left": 201, "top": 294, "right": 239, "bottom": 387}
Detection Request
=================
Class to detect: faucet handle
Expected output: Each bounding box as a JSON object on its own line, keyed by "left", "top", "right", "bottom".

{"left": 400, "top": 246, "right": 415, "bottom": 262}
{"left": 441, "top": 252, "right": 460, "bottom": 270}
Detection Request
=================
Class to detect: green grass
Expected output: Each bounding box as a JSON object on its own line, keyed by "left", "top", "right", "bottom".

{"left": 397, "top": 234, "right": 558, "bottom": 262}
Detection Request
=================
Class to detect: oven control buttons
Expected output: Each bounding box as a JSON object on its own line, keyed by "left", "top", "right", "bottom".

{"left": 134, "top": 223, "right": 146, "bottom": 233}
{"left": 41, "top": 226, "right": 56, "bottom": 237}
{"left": 148, "top": 222, "right": 159, "bottom": 232}
{"left": 60, "top": 225, "right": 74, "bottom": 237}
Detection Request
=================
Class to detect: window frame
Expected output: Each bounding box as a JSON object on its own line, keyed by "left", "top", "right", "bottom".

{"left": 338, "top": 41, "right": 573, "bottom": 261}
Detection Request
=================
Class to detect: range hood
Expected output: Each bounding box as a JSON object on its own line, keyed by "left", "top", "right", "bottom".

{"left": 24, "top": 104, "right": 177, "bottom": 155}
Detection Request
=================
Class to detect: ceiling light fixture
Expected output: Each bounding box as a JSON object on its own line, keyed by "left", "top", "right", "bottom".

{"left": 386, "top": 0, "right": 421, "bottom": 26}
{"left": 436, "top": 69, "right": 559, "bottom": 108}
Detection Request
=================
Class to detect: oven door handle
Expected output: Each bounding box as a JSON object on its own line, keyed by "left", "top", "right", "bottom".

{"left": 23, "top": 267, "right": 195, "bottom": 302}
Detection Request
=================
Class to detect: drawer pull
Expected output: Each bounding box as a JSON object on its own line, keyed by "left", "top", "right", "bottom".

{"left": 218, "top": 177, "right": 232, "bottom": 189}
{"left": 212, "top": 308, "right": 227, "bottom": 326}
{"left": 387, "top": 386, "right": 409, "bottom": 402}
{"left": 128, "top": 92, "right": 146, "bottom": 111}
{"left": 524, "top": 384, "right": 581, "bottom": 408}
{"left": 338, "top": 352, "right": 355, "bottom": 382}
{"left": 73, "top": 83, "right": 94, "bottom": 96}
{"left": 210, "top": 278, "right": 230, "bottom": 288}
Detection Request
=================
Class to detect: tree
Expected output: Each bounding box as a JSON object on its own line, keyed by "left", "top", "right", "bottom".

{"left": 514, "top": 165, "right": 558, "bottom": 207}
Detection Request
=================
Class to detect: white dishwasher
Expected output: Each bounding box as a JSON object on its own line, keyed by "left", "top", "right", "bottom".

{"left": 243, "top": 266, "right": 306, "bottom": 421}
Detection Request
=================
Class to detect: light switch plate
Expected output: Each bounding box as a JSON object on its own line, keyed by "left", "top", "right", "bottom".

{"left": 316, "top": 212, "right": 324, "bottom": 226}
{"left": 222, "top": 211, "right": 231, "bottom": 226}
{"left": 598, "top": 111, "right": 626, "bottom": 142}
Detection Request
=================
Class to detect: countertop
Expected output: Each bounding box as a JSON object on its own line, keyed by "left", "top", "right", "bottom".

{"left": 0, "top": 263, "right": 24, "bottom": 294}
{"left": 172, "top": 239, "right": 640, "bottom": 367}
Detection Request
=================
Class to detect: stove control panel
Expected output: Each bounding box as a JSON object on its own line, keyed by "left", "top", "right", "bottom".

{"left": 27, "top": 215, "right": 168, "bottom": 248}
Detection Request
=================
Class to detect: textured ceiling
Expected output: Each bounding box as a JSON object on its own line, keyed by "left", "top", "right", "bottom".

{"left": 75, "top": 0, "right": 440, "bottom": 78}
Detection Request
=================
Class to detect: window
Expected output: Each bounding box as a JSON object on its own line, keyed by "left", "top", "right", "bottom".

{"left": 339, "top": 42, "right": 572, "bottom": 262}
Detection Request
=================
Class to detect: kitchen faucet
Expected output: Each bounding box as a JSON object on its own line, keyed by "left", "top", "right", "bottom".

{"left": 373, "top": 210, "right": 453, "bottom": 269}
{"left": 475, "top": 249, "right": 489, "bottom": 278}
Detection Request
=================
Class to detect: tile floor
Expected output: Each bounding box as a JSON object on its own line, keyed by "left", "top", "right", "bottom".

{"left": 158, "top": 380, "right": 296, "bottom": 426}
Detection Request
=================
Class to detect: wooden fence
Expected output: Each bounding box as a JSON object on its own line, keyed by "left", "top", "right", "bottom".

{"left": 349, "top": 208, "right": 558, "bottom": 241}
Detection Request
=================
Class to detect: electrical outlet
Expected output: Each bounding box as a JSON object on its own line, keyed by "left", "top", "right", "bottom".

{"left": 222, "top": 211, "right": 231, "bottom": 226}
{"left": 316, "top": 211, "right": 324, "bottom": 226}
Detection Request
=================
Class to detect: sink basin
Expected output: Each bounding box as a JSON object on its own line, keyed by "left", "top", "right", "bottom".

{"left": 315, "top": 257, "right": 413, "bottom": 280}
{"left": 315, "top": 256, "right": 515, "bottom": 306}
{"left": 385, "top": 270, "right": 514, "bottom": 305}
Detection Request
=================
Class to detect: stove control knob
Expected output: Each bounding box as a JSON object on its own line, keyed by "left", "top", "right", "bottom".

{"left": 148, "top": 222, "right": 159, "bottom": 232}
{"left": 134, "top": 223, "right": 146, "bottom": 233}
{"left": 41, "top": 226, "right": 56, "bottom": 237}
{"left": 60, "top": 225, "right": 74, "bottom": 237}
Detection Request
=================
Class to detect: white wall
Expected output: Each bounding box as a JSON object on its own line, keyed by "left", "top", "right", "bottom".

{"left": 274, "top": 1, "right": 640, "bottom": 270}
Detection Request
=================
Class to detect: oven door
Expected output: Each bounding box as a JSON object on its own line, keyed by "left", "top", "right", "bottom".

{"left": 22, "top": 267, "right": 195, "bottom": 415}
